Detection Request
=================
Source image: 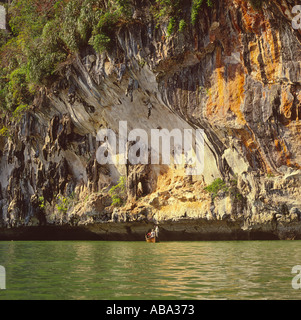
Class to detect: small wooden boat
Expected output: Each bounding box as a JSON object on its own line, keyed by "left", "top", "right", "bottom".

{"left": 145, "top": 235, "right": 158, "bottom": 243}
{"left": 145, "top": 226, "right": 159, "bottom": 243}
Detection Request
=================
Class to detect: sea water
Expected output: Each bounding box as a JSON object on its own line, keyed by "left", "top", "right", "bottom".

{"left": 0, "top": 240, "right": 300, "bottom": 300}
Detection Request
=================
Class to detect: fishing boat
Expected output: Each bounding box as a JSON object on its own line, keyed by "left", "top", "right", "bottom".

{"left": 145, "top": 234, "right": 158, "bottom": 243}
{"left": 145, "top": 226, "right": 159, "bottom": 243}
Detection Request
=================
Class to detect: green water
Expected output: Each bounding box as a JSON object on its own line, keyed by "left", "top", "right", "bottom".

{"left": 0, "top": 240, "right": 301, "bottom": 300}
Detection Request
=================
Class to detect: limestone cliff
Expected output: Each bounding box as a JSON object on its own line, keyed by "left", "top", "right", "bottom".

{"left": 1, "top": 0, "right": 301, "bottom": 240}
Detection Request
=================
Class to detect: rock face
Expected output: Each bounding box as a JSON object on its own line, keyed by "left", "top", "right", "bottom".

{"left": 1, "top": 0, "right": 301, "bottom": 240}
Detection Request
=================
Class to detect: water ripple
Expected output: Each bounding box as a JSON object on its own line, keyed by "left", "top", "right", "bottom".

{"left": 0, "top": 240, "right": 301, "bottom": 299}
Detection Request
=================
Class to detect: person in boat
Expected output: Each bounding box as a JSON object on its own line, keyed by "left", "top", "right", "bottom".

{"left": 154, "top": 225, "right": 159, "bottom": 237}
{"left": 146, "top": 229, "right": 152, "bottom": 238}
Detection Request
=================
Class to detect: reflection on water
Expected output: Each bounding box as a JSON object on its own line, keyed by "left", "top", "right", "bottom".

{"left": 0, "top": 241, "right": 301, "bottom": 299}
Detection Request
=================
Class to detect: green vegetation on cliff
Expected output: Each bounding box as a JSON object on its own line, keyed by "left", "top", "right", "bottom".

{"left": 0, "top": 0, "right": 133, "bottom": 118}
{"left": 0, "top": 0, "right": 268, "bottom": 128}
{"left": 204, "top": 177, "right": 243, "bottom": 201}
{"left": 109, "top": 176, "right": 127, "bottom": 207}
{"left": 0, "top": 0, "right": 219, "bottom": 129}
{"left": 154, "top": 0, "right": 213, "bottom": 36}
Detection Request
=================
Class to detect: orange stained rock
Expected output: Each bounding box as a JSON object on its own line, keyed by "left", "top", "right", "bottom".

{"left": 231, "top": 0, "right": 282, "bottom": 84}
{"left": 206, "top": 46, "right": 246, "bottom": 126}
{"left": 280, "top": 87, "right": 294, "bottom": 119}
{"left": 275, "top": 138, "right": 292, "bottom": 166}
{"left": 236, "top": 0, "right": 265, "bottom": 34}
{"left": 261, "top": 25, "right": 282, "bottom": 82}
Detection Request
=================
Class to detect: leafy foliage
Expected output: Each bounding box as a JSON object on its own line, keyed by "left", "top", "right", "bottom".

{"left": 0, "top": 0, "right": 132, "bottom": 118}
{"left": 89, "top": 33, "right": 111, "bottom": 53}
{"left": 0, "top": 0, "right": 215, "bottom": 123}
{"left": 56, "top": 194, "right": 73, "bottom": 214}
{"left": 191, "top": 0, "right": 213, "bottom": 25}
{"left": 204, "top": 177, "right": 243, "bottom": 201}
{"left": 178, "top": 19, "right": 187, "bottom": 32}
{"left": 0, "top": 125, "right": 9, "bottom": 137}
{"left": 38, "top": 196, "right": 45, "bottom": 210}
{"left": 153, "top": 0, "right": 214, "bottom": 35}
{"left": 204, "top": 178, "right": 227, "bottom": 198}
{"left": 167, "top": 17, "right": 176, "bottom": 36}
{"left": 109, "top": 176, "right": 127, "bottom": 207}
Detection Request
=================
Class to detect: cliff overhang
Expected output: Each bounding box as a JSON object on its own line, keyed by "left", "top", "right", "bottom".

{"left": 1, "top": 0, "right": 301, "bottom": 240}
